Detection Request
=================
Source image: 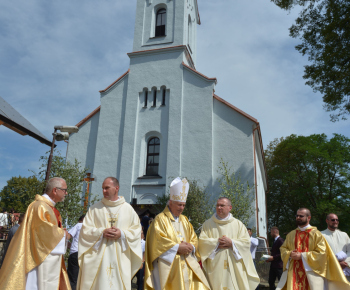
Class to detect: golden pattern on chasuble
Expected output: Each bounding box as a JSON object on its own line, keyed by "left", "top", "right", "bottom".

{"left": 224, "top": 260, "right": 228, "bottom": 270}
{"left": 106, "top": 263, "right": 117, "bottom": 288}
{"left": 293, "top": 229, "right": 312, "bottom": 290}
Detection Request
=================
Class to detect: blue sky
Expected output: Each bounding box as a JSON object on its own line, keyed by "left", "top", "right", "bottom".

{"left": 1, "top": 0, "right": 349, "bottom": 191}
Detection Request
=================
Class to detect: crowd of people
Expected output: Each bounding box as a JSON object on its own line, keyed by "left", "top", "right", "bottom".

{"left": 0, "top": 176, "right": 350, "bottom": 290}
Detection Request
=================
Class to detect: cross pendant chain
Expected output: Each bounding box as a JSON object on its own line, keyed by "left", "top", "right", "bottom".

{"left": 105, "top": 206, "right": 121, "bottom": 227}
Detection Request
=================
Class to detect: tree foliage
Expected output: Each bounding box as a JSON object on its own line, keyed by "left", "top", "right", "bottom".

{"left": 217, "top": 159, "right": 255, "bottom": 227}
{"left": 156, "top": 179, "right": 213, "bottom": 234}
{"left": 271, "top": 0, "right": 350, "bottom": 121}
{"left": 0, "top": 150, "right": 95, "bottom": 228}
{"left": 265, "top": 133, "right": 350, "bottom": 235}
{"left": 0, "top": 176, "right": 43, "bottom": 213}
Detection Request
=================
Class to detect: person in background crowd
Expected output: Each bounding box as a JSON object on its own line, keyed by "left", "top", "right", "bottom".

{"left": 67, "top": 214, "right": 85, "bottom": 290}
{"left": 266, "top": 226, "right": 284, "bottom": 290}
{"left": 135, "top": 228, "right": 146, "bottom": 290}
{"left": 0, "top": 213, "right": 24, "bottom": 266}
{"left": 321, "top": 213, "right": 350, "bottom": 282}
{"left": 0, "top": 209, "right": 8, "bottom": 239}
{"left": 141, "top": 211, "right": 150, "bottom": 238}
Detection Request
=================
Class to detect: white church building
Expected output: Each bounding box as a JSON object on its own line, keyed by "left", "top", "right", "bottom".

{"left": 67, "top": 0, "right": 268, "bottom": 237}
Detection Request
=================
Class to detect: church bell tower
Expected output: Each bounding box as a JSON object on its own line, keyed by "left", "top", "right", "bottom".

{"left": 132, "top": 0, "right": 200, "bottom": 66}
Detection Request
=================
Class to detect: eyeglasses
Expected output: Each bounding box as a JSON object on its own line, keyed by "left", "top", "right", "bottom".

{"left": 216, "top": 204, "right": 230, "bottom": 208}
{"left": 330, "top": 219, "right": 339, "bottom": 222}
{"left": 56, "top": 187, "right": 68, "bottom": 193}
{"left": 295, "top": 215, "right": 305, "bottom": 218}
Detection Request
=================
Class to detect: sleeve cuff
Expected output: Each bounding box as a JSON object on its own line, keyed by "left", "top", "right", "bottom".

{"left": 231, "top": 240, "right": 242, "bottom": 261}
{"left": 301, "top": 253, "right": 312, "bottom": 271}
{"left": 51, "top": 234, "right": 66, "bottom": 255}
{"left": 119, "top": 230, "right": 128, "bottom": 252}
{"left": 159, "top": 244, "right": 179, "bottom": 263}
{"left": 93, "top": 233, "right": 104, "bottom": 251}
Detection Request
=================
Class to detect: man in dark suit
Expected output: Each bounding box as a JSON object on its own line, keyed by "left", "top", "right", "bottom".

{"left": 266, "top": 226, "right": 284, "bottom": 290}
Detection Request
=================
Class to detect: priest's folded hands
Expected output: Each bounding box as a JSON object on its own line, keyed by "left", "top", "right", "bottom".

{"left": 218, "top": 235, "right": 233, "bottom": 249}
{"left": 177, "top": 241, "right": 194, "bottom": 255}
{"left": 103, "top": 226, "right": 121, "bottom": 239}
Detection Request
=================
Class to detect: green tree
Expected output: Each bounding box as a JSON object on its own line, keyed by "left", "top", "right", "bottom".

{"left": 217, "top": 158, "right": 255, "bottom": 226}
{"left": 0, "top": 176, "right": 43, "bottom": 213}
{"left": 271, "top": 0, "right": 350, "bottom": 121}
{"left": 156, "top": 179, "right": 213, "bottom": 233}
{"left": 265, "top": 133, "right": 350, "bottom": 234}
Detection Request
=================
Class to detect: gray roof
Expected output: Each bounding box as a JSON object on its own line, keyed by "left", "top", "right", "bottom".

{"left": 0, "top": 96, "right": 53, "bottom": 147}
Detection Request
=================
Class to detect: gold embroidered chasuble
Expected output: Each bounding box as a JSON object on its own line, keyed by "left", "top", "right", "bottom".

{"left": 279, "top": 226, "right": 350, "bottom": 290}
{"left": 0, "top": 194, "right": 70, "bottom": 290}
{"left": 198, "top": 214, "right": 260, "bottom": 290}
{"left": 144, "top": 206, "right": 210, "bottom": 290}
{"left": 77, "top": 196, "right": 142, "bottom": 290}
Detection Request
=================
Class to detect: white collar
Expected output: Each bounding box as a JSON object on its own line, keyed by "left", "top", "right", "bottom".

{"left": 43, "top": 193, "right": 56, "bottom": 206}
{"left": 274, "top": 235, "right": 280, "bottom": 241}
{"left": 298, "top": 224, "right": 311, "bottom": 231}
{"left": 215, "top": 213, "right": 232, "bottom": 221}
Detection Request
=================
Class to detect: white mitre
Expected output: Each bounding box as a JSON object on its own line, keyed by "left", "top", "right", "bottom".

{"left": 170, "top": 177, "right": 189, "bottom": 202}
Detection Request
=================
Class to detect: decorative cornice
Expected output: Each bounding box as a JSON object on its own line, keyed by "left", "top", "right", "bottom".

{"left": 128, "top": 45, "right": 195, "bottom": 69}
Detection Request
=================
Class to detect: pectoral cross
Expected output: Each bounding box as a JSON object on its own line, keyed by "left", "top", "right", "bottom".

{"left": 109, "top": 217, "right": 117, "bottom": 227}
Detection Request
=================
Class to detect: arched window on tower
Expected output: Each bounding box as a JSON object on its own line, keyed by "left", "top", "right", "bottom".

{"left": 146, "top": 137, "right": 160, "bottom": 176}
{"left": 155, "top": 8, "right": 166, "bottom": 37}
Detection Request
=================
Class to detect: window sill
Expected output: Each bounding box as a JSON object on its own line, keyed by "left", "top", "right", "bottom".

{"left": 142, "top": 106, "right": 147, "bottom": 108}
{"left": 151, "top": 105, "right": 156, "bottom": 107}
{"left": 151, "top": 35, "right": 166, "bottom": 39}
{"left": 137, "top": 175, "right": 162, "bottom": 179}
{"left": 160, "top": 104, "right": 165, "bottom": 107}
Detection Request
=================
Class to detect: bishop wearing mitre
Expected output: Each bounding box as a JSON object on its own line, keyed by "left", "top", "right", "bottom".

{"left": 199, "top": 197, "right": 260, "bottom": 290}
{"left": 77, "top": 177, "right": 142, "bottom": 290}
{"left": 144, "top": 177, "right": 210, "bottom": 290}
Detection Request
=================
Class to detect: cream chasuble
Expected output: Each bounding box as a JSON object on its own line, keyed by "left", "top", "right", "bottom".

{"left": 0, "top": 194, "right": 70, "bottom": 290}
{"left": 198, "top": 214, "right": 260, "bottom": 290}
{"left": 144, "top": 206, "right": 210, "bottom": 290}
{"left": 77, "top": 197, "right": 142, "bottom": 290}
{"left": 322, "top": 229, "right": 350, "bottom": 281}
{"left": 277, "top": 226, "right": 350, "bottom": 290}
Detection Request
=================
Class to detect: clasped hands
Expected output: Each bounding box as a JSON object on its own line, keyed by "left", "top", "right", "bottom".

{"left": 178, "top": 241, "right": 194, "bottom": 255}
{"left": 218, "top": 236, "right": 232, "bottom": 249}
{"left": 290, "top": 250, "right": 302, "bottom": 260}
{"left": 103, "top": 226, "right": 121, "bottom": 239}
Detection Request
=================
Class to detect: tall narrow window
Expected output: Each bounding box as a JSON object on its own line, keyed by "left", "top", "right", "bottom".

{"left": 161, "top": 88, "right": 166, "bottom": 106}
{"left": 146, "top": 137, "right": 160, "bottom": 176}
{"left": 188, "top": 15, "right": 192, "bottom": 52}
{"left": 144, "top": 90, "right": 148, "bottom": 107}
{"left": 155, "top": 9, "right": 166, "bottom": 37}
{"left": 152, "top": 90, "right": 157, "bottom": 107}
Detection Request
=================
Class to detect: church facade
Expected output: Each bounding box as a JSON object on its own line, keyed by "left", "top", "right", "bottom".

{"left": 67, "top": 0, "right": 268, "bottom": 237}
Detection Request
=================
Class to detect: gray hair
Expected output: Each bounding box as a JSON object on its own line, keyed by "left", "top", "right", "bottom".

{"left": 45, "top": 177, "right": 65, "bottom": 194}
